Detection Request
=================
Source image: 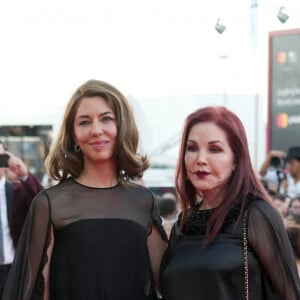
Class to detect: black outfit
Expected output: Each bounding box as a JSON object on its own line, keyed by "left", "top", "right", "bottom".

{"left": 0, "top": 265, "right": 10, "bottom": 299}
{"left": 160, "top": 197, "right": 300, "bottom": 300}
{"left": 3, "top": 178, "right": 166, "bottom": 300}
{"left": 0, "top": 174, "right": 43, "bottom": 298}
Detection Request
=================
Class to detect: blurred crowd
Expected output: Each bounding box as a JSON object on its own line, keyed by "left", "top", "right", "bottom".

{"left": 259, "top": 146, "right": 300, "bottom": 271}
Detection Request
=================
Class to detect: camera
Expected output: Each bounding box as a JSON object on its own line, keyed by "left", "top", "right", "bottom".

{"left": 0, "top": 153, "right": 9, "bottom": 168}
{"left": 270, "top": 156, "right": 286, "bottom": 170}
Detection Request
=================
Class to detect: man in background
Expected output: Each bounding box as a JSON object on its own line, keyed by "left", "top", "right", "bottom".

{"left": 158, "top": 192, "right": 179, "bottom": 238}
{"left": 259, "top": 146, "right": 300, "bottom": 198}
{"left": 0, "top": 141, "right": 43, "bottom": 297}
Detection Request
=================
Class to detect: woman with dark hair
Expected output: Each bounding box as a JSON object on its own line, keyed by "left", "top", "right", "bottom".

{"left": 3, "top": 80, "right": 167, "bottom": 300}
{"left": 160, "top": 106, "right": 300, "bottom": 300}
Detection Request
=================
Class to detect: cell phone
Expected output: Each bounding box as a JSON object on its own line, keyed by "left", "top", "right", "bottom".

{"left": 0, "top": 153, "right": 9, "bottom": 168}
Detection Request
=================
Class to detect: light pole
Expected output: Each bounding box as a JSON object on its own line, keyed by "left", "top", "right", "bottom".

{"left": 218, "top": 54, "right": 229, "bottom": 107}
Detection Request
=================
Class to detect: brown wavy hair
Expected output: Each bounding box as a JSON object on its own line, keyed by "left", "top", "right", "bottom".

{"left": 45, "top": 79, "right": 149, "bottom": 184}
{"left": 176, "top": 106, "right": 271, "bottom": 243}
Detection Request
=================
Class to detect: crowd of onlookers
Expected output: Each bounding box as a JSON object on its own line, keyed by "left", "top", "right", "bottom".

{"left": 256, "top": 146, "right": 300, "bottom": 273}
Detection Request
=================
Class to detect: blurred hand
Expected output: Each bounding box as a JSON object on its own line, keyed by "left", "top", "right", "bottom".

{"left": 269, "top": 150, "right": 286, "bottom": 159}
{"left": 7, "top": 152, "right": 28, "bottom": 178}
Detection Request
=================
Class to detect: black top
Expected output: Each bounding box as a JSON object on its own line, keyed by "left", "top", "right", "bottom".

{"left": 160, "top": 198, "right": 300, "bottom": 300}
{"left": 3, "top": 178, "right": 166, "bottom": 300}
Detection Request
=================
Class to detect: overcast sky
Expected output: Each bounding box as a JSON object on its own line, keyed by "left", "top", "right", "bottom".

{"left": 1, "top": 0, "right": 299, "bottom": 110}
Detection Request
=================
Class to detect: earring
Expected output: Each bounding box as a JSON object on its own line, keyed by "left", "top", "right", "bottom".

{"left": 74, "top": 144, "right": 81, "bottom": 152}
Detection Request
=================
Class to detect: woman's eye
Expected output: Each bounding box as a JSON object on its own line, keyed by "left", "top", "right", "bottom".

{"left": 102, "top": 116, "right": 114, "bottom": 122}
{"left": 79, "top": 120, "right": 90, "bottom": 126}
{"left": 186, "top": 145, "right": 197, "bottom": 152}
{"left": 210, "top": 147, "right": 221, "bottom": 152}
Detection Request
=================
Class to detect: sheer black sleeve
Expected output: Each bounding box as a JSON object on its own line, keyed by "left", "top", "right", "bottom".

{"left": 248, "top": 200, "right": 300, "bottom": 300}
{"left": 150, "top": 192, "right": 168, "bottom": 241}
{"left": 3, "top": 190, "right": 51, "bottom": 300}
{"left": 159, "top": 219, "right": 180, "bottom": 292}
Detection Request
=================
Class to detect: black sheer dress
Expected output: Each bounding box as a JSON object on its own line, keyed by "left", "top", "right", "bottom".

{"left": 160, "top": 197, "right": 300, "bottom": 300}
{"left": 3, "top": 178, "right": 166, "bottom": 300}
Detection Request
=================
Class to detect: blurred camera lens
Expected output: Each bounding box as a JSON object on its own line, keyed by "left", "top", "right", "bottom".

{"left": 270, "top": 157, "right": 286, "bottom": 169}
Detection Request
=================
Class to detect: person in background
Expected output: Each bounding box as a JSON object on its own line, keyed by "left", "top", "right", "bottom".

{"left": 287, "top": 197, "right": 300, "bottom": 225}
{"left": 0, "top": 141, "right": 43, "bottom": 298}
{"left": 259, "top": 146, "right": 300, "bottom": 199}
{"left": 259, "top": 149, "right": 287, "bottom": 194}
{"left": 160, "top": 106, "right": 300, "bottom": 300}
{"left": 3, "top": 79, "right": 167, "bottom": 300}
{"left": 285, "top": 146, "right": 300, "bottom": 198}
{"left": 286, "top": 225, "right": 300, "bottom": 275}
{"left": 271, "top": 193, "right": 289, "bottom": 218}
{"left": 285, "top": 196, "right": 300, "bottom": 275}
{"left": 158, "top": 192, "right": 179, "bottom": 238}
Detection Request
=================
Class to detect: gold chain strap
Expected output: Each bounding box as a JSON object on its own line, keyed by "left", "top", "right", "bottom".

{"left": 243, "top": 209, "right": 249, "bottom": 300}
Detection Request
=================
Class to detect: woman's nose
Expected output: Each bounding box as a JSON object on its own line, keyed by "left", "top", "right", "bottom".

{"left": 196, "top": 151, "right": 207, "bottom": 165}
{"left": 91, "top": 121, "right": 103, "bottom": 136}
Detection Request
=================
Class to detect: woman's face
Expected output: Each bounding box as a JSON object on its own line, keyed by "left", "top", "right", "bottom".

{"left": 73, "top": 96, "right": 117, "bottom": 166}
{"left": 184, "top": 121, "right": 235, "bottom": 196}
{"left": 287, "top": 158, "right": 300, "bottom": 178}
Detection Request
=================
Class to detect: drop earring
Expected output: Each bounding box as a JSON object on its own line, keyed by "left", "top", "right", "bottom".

{"left": 74, "top": 143, "right": 81, "bottom": 152}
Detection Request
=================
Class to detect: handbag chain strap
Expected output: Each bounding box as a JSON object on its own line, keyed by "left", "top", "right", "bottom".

{"left": 243, "top": 209, "right": 249, "bottom": 300}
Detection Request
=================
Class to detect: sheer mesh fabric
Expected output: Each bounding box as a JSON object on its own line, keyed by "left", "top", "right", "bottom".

{"left": 3, "top": 178, "right": 165, "bottom": 300}
{"left": 248, "top": 200, "right": 300, "bottom": 300}
{"left": 3, "top": 189, "right": 51, "bottom": 300}
{"left": 46, "top": 178, "right": 160, "bottom": 232}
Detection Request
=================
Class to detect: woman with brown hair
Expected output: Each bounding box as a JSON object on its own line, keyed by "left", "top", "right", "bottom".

{"left": 3, "top": 79, "right": 167, "bottom": 299}
{"left": 160, "top": 106, "right": 300, "bottom": 300}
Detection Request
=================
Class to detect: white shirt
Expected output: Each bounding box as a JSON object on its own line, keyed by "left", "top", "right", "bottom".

{"left": 261, "top": 167, "right": 282, "bottom": 185}
{"left": 0, "top": 176, "right": 15, "bottom": 264}
{"left": 287, "top": 175, "right": 300, "bottom": 199}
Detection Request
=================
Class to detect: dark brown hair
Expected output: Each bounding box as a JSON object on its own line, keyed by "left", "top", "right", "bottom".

{"left": 176, "top": 106, "right": 271, "bottom": 243}
{"left": 45, "top": 79, "right": 149, "bottom": 183}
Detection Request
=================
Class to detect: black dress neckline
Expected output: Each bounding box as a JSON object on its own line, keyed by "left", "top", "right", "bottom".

{"left": 182, "top": 201, "right": 241, "bottom": 235}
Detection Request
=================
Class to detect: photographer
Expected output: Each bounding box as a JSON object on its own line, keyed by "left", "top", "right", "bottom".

{"left": 259, "top": 150, "right": 287, "bottom": 194}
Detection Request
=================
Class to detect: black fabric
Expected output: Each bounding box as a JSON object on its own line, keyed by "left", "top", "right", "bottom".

{"left": 50, "top": 219, "right": 151, "bottom": 299}
{"left": 160, "top": 197, "right": 300, "bottom": 300}
{"left": 4, "top": 181, "right": 13, "bottom": 227}
{"left": 0, "top": 264, "right": 11, "bottom": 299}
{"left": 3, "top": 178, "right": 165, "bottom": 300}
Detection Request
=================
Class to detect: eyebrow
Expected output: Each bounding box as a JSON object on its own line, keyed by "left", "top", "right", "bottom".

{"left": 76, "top": 111, "right": 114, "bottom": 119}
{"left": 187, "top": 139, "right": 225, "bottom": 146}
{"left": 208, "top": 140, "right": 225, "bottom": 146}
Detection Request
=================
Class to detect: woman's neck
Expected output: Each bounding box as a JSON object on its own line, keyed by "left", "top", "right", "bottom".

{"left": 77, "top": 160, "right": 118, "bottom": 188}
{"left": 199, "top": 189, "right": 224, "bottom": 210}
